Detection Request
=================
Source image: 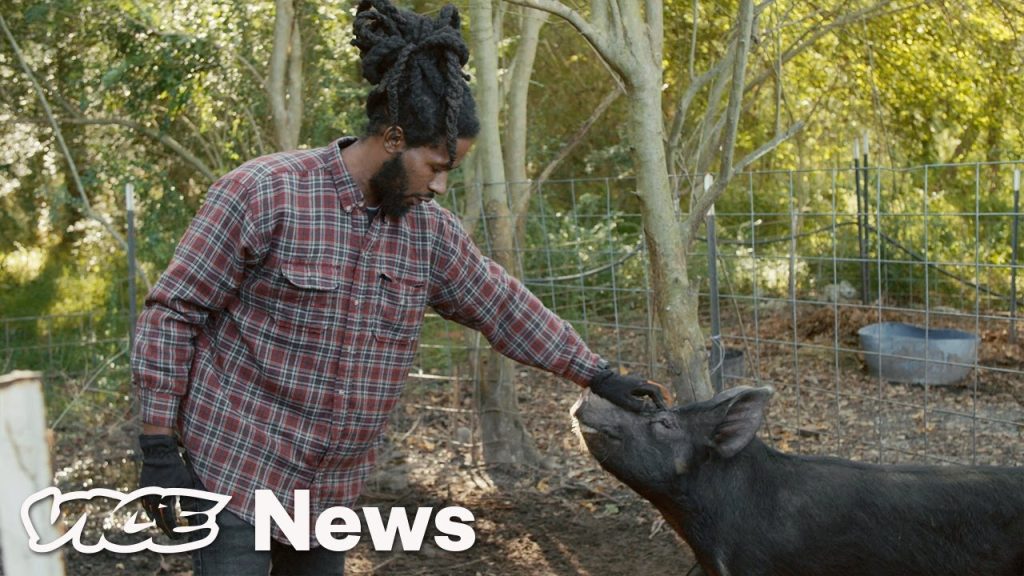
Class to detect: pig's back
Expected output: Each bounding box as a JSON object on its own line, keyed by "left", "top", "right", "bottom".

{"left": 717, "top": 445, "right": 1024, "bottom": 576}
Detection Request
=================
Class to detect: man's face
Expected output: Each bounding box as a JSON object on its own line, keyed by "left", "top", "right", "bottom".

{"left": 369, "top": 137, "right": 474, "bottom": 219}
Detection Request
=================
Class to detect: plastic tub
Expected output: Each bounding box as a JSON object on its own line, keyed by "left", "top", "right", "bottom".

{"left": 857, "top": 322, "right": 978, "bottom": 385}
{"left": 709, "top": 347, "right": 746, "bottom": 380}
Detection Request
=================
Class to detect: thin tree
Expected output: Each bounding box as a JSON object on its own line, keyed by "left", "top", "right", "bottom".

{"left": 500, "top": 0, "right": 898, "bottom": 403}
{"left": 501, "top": 0, "right": 749, "bottom": 402}
{"left": 468, "top": 0, "right": 542, "bottom": 465}
{"left": 269, "top": 0, "right": 303, "bottom": 151}
{"left": 467, "top": 0, "right": 627, "bottom": 464}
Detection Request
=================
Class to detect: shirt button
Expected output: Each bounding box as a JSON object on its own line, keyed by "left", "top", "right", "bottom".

{"left": 354, "top": 300, "right": 360, "bottom": 306}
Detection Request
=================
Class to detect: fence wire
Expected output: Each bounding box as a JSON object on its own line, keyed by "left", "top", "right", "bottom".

{"left": 3, "top": 161, "right": 1022, "bottom": 467}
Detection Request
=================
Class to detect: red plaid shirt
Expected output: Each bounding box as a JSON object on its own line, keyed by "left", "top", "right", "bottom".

{"left": 131, "top": 137, "right": 602, "bottom": 544}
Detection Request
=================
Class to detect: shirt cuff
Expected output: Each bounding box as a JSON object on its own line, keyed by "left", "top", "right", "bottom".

{"left": 138, "top": 390, "right": 181, "bottom": 430}
{"left": 564, "top": 349, "right": 606, "bottom": 387}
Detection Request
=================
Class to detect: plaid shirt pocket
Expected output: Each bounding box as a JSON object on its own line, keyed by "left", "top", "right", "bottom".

{"left": 272, "top": 262, "right": 341, "bottom": 336}
{"left": 373, "top": 270, "right": 426, "bottom": 344}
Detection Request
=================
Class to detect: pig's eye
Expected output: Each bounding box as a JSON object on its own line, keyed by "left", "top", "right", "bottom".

{"left": 652, "top": 415, "right": 675, "bottom": 430}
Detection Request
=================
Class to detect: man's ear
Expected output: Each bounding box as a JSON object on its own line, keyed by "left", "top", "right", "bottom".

{"left": 383, "top": 125, "right": 406, "bottom": 154}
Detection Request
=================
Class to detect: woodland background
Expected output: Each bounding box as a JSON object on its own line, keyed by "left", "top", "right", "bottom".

{"left": 2, "top": 2, "right": 1024, "bottom": 574}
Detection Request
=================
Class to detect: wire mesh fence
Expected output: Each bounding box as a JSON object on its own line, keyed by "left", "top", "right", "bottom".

{"left": 702, "top": 162, "right": 1023, "bottom": 467}
{"left": 1, "top": 311, "right": 134, "bottom": 432}
{"left": 430, "top": 160, "right": 1024, "bottom": 467}
{"left": 3, "top": 160, "right": 1022, "bottom": 468}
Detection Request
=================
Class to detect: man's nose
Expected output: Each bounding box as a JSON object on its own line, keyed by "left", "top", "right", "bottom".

{"left": 428, "top": 172, "right": 448, "bottom": 196}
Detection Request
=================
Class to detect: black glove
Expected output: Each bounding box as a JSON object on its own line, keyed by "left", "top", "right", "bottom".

{"left": 588, "top": 369, "right": 667, "bottom": 412}
{"left": 138, "top": 434, "right": 193, "bottom": 539}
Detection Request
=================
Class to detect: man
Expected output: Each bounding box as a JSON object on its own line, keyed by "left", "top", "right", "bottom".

{"left": 131, "top": 1, "right": 664, "bottom": 574}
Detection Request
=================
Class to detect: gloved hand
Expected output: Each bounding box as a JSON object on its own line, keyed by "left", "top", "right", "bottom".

{"left": 588, "top": 369, "right": 668, "bottom": 412}
{"left": 138, "top": 434, "right": 193, "bottom": 539}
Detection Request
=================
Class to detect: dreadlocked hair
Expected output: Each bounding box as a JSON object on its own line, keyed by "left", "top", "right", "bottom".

{"left": 352, "top": 0, "right": 479, "bottom": 167}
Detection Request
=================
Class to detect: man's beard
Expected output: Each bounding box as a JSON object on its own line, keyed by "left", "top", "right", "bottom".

{"left": 369, "top": 153, "right": 416, "bottom": 220}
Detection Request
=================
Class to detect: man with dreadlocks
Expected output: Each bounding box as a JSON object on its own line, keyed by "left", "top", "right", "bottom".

{"left": 132, "top": 1, "right": 663, "bottom": 573}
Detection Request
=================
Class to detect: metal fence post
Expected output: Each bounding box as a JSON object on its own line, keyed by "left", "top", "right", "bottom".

{"left": 705, "top": 174, "right": 723, "bottom": 394}
{"left": 126, "top": 183, "right": 137, "bottom": 354}
{"left": 860, "top": 134, "right": 871, "bottom": 304}
{"left": 1012, "top": 169, "right": 1020, "bottom": 343}
{"left": 854, "top": 139, "right": 867, "bottom": 304}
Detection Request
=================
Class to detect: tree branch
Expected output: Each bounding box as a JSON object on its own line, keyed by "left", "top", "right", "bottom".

{"left": 690, "top": 40, "right": 735, "bottom": 181}
{"left": 685, "top": 120, "right": 804, "bottom": 247}
{"left": 714, "top": 0, "right": 754, "bottom": 186}
{"left": 645, "top": 0, "right": 664, "bottom": 67}
{"left": 0, "top": 13, "right": 152, "bottom": 291}
{"left": 591, "top": 0, "right": 608, "bottom": 36}
{"left": 666, "top": 51, "right": 732, "bottom": 157}
{"left": 732, "top": 120, "right": 804, "bottom": 174}
{"left": 686, "top": 0, "right": 754, "bottom": 245}
{"left": 514, "top": 84, "right": 622, "bottom": 221}
{"left": 234, "top": 52, "right": 266, "bottom": 88}
{"left": 687, "top": 0, "right": 698, "bottom": 80}
{"left": 505, "top": 6, "right": 548, "bottom": 222}
{"left": 608, "top": 0, "right": 627, "bottom": 48}
{"left": 179, "top": 114, "right": 221, "bottom": 170}
{"left": 672, "top": 0, "right": 890, "bottom": 175}
{"left": 242, "top": 101, "right": 268, "bottom": 157}
{"left": 286, "top": 13, "right": 303, "bottom": 148}
{"left": 745, "top": 0, "right": 897, "bottom": 93}
{"left": 460, "top": 149, "right": 483, "bottom": 236}
{"left": 15, "top": 116, "right": 217, "bottom": 182}
{"left": 503, "top": 0, "right": 626, "bottom": 80}
{"left": 269, "top": 0, "right": 296, "bottom": 150}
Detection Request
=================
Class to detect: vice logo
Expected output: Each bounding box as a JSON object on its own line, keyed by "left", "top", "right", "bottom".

{"left": 21, "top": 487, "right": 476, "bottom": 554}
{"left": 21, "top": 486, "right": 230, "bottom": 554}
{"left": 253, "top": 490, "right": 475, "bottom": 552}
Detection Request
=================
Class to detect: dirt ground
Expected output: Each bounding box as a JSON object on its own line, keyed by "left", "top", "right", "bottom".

{"left": 22, "top": 305, "right": 1024, "bottom": 575}
{"left": 46, "top": 373, "right": 690, "bottom": 576}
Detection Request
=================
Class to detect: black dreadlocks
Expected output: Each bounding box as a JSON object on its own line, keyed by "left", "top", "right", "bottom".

{"left": 352, "top": 0, "right": 479, "bottom": 167}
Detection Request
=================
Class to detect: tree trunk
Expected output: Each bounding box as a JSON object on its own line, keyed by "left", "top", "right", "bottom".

{"left": 460, "top": 148, "right": 483, "bottom": 235}
{"left": 269, "top": 0, "right": 303, "bottom": 151}
{"left": 504, "top": 6, "right": 547, "bottom": 244}
{"left": 628, "top": 76, "right": 713, "bottom": 404}
{"left": 469, "top": 0, "right": 539, "bottom": 467}
{"left": 502, "top": 0, "right": 717, "bottom": 404}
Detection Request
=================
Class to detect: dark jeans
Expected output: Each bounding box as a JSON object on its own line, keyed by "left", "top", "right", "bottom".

{"left": 182, "top": 460, "right": 345, "bottom": 576}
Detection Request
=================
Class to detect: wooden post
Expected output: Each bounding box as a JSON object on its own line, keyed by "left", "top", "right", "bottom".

{"left": 0, "top": 371, "right": 64, "bottom": 576}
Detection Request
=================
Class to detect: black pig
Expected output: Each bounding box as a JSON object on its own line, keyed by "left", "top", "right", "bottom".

{"left": 571, "top": 386, "right": 1024, "bottom": 576}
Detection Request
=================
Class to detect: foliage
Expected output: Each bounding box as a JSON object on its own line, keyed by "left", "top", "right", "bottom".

{"left": 2, "top": 0, "right": 1023, "bottom": 373}
{"left": 0, "top": 0, "right": 366, "bottom": 315}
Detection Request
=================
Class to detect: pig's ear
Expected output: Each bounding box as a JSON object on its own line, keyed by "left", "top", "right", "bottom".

{"left": 709, "top": 386, "right": 773, "bottom": 458}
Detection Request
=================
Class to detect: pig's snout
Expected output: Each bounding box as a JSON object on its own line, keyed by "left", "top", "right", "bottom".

{"left": 571, "top": 388, "right": 626, "bottom": 453}
{"left": 571, "top": 388, "right": 610, "bottom": 430}
{"left": 570, "top": 389, "right": 597, "bottom": 447}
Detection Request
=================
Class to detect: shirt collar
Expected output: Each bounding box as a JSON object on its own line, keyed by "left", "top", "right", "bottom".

{"left": 331, "top": 136, "right": 366, "bottom": 213}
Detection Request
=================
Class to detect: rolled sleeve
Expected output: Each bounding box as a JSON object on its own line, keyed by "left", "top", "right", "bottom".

{"left": 137, "top": 391, "right": 181, "bottom": 430}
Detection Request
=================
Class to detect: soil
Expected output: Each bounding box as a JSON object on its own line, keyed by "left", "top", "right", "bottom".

{"left": 13, "top": 305, "right": 1024, "bottom": 576}
{"left": 41, "top": 373, "right": 690, "bottom": 576}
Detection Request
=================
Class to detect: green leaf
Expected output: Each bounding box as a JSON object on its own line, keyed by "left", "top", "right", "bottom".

{"left": 24, "top": 4, "right": 51, "bottom": 24}
{"left": 101, "top": 63, "right": 125, "bottom": 88}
